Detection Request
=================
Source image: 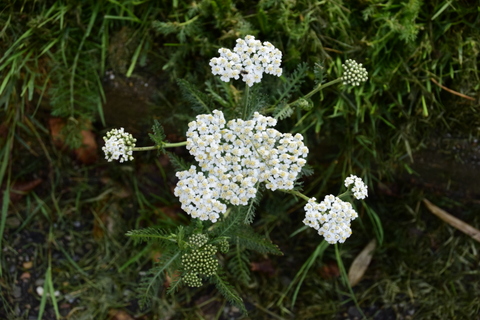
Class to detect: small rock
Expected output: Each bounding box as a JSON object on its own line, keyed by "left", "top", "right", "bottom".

{"left": 20, "top": 272, "right": 31, "bottom": 280}
{"left": 13, "top": 285, "right": 22, "bottom": 298}
{"left": 36, "top": 286, "right": 44, "bottom": 296}
{"left": 348, "top": 306, "right": 363, "bottom": 319}
{"left": 6, "top": 216, "right": 20, "bottom": 228}
{"left": 23, "top": 261, "right": 33, "bottom": 269}
{"left": 36, "top": 286, "right": 60, "bottom": 297}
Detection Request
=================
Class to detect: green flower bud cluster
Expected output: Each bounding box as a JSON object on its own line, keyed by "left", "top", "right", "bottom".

{"left": 182, "top": 272, "right": 203, "bottom": 287}
{"left": 182, "top": 243, "right": 218, "bottom": 287}
{"left": 217, "top": 238, "right": 229, "bottom": 253}
{"left": 341, "top": 59, "right": 368, "bottom": 87}
{"left": 188, "top": 234, "right": 209, "bottom": 248}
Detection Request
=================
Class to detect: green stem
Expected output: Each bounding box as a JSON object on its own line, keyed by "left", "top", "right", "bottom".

{"left": 265, "top": 78, "right": 343, "bottom": 115}
{"left": 336, "top": 190, "right": 351, "bottom": 200}
{"left": 243, "top": 83, "right": 250, "bottom": 119}
{"left": 133, "top": 141, "right": 187, "bottom": 152}
{"left": 282, "top": 189, "right": 310, "bottom": 202}
{"left": 295, "top": 77, "right": 343, "bottom": 102}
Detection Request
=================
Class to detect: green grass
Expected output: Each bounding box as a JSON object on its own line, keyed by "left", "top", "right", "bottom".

{"left": 1, "top": 0, "right": 479, "bottom": 319}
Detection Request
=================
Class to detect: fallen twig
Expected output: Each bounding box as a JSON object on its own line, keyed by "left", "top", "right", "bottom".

{"left": 423, "top": 198, "right": 480, "bottom": 243}
{"left": 430, "top": 78, "right": 475, "bottom": 101}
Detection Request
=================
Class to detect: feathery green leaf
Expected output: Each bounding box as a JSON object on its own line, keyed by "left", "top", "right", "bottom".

{"left": 227, "top": 243, "right": 251, "bottom": 285}
{"left": 149, "top": 119, "right": 166, "bottom": 147}
{"left": 233, "top": 226, "right": 282, "bottom": 256}
{"left": 211, "top": 272, "right": 246, "bottom": 315}
{"left": 126, "top": 227, "right": 176, "bottom": 246}
{"left": 177, "top": 78, "right": 213, "bottom": 114}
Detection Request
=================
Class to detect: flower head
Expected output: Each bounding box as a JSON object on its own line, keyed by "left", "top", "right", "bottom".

{"left": 303, "top": 195, "right": 359, "bottom": 244}
{"left": 174, "top": 165, "right": 226, "bottom": 223}
{"left": 175, "top": 110, "right": 309, "bottom": 223}
{"left": 341, "top": 59, "right": 368, "bottom": 86}
{"left": 344, "top": 174, "right": 368, "bottom": 200}
{"left": 102, "top": 128, "right": 136, "bottom": 162}
{"left": 210, "top": 35, "right": 283, "bottom": 87}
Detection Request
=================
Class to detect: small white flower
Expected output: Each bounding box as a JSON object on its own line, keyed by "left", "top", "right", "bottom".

{"left": 102, "top": 128, "right": 136, "bottom": 162}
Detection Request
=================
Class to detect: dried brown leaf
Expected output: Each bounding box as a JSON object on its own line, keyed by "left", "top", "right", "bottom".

{"left": 108, "top": 309, "right": 134, "bottom": 320}
{"left": 49, "top": 117, "right": 98, "bottom": 164}
{"left": 9, "top": 178, "right": 43, "bottom": 202}
{"left": 348, "top": 239, "right": 376, "bottom": 287}
{"left": 74, "top": 129, "right": 98, "bottom": 164}
{"left": 318, "top": 260, "right": 340, "bottom": 279}
{"left": 49, "top": 117, "right": 66, "bottom": 149}
{"left": 250, "top": 259, "right": 276, "bottom": 277}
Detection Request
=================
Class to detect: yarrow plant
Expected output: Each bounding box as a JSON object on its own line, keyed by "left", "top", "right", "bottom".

{"left": 104, "top": 35, "right": 370, "bottom": 313}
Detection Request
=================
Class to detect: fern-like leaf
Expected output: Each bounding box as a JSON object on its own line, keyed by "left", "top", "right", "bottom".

{"left": 126, "top": 227, "right": 175, "bottom": 246}
{"left": 273, "top": 62, "right": 309, "bottom": 109}
{"left": 244, "top": 184, "right": 263, "bottom": 224}
{"left": 177, "top": 78, "right": 213, "bottom": 114}
{"left": 298, "top": 164, "right": 314, "bottom": 179}
{"left": 227, "top": 244, "right": 251, "bottom": 285}
{"left": 211, "top": 272, "right": 247, "bottom": 315}
{"left": 245, "top": 86, "right": 268, "bottom": 120}
{"left": 205, "top": 80, "right": 231, "bottom": 108}
{"left": 149, "top": 119, "right": 166, "bottom": 149}
{"left": 233, "top": 226, "right": 283, "bottom": 256}
{"left": 166, "top": 271, "right": 183, "bottom": 295}
{"left": 137, "top": 251, "right": 181, "bottom": 308}
{"left": 273, "top": 100, "right": 294, "bottom": 120}
{"left": 314, "top": 62, "right": 325, "bottom": 85}
{"left": 211, "top": 207, "right": 244, "bottom": 238}
{"left": 166, "top": 151, "right": 192, "bottom": 171}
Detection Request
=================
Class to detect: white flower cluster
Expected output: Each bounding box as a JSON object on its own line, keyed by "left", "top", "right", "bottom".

{"left": 102, "top": 128, "right": 136, "bottom": 162}
{"left": 303, "top": 195, "right": 359, "bottom": 244}
{"left": 344, "top": 174, "right": 368, "bottom": 200}
{"left": 341, "top": 59, "right": 368, "bottom": 86}
{"left": 175, "top": 167, "right": 227, "bottom": 223}
{"left": 174, "top": 110, "right": 309, "bottom": 222}
{"left": 209, "top": 35, "right": 283, "bottom": 87}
